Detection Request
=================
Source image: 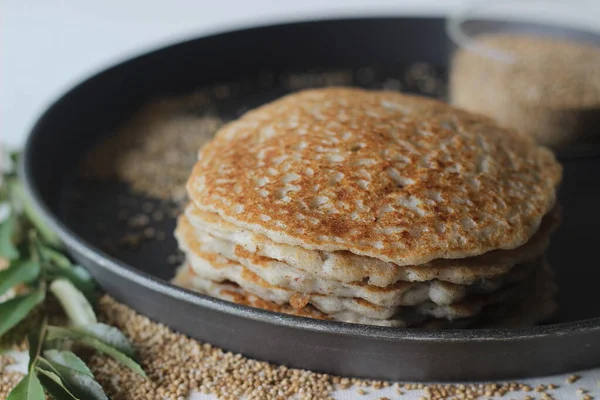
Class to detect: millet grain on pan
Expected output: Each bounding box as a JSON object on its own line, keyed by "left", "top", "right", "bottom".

{"left": 281, "top": 69, "right": 354, "bottom": 91}
{"left": 82, "top": 95, "right": 224, "bottom": 204}
{"left": 80, "top": 67, "right": 446, "bottom": 259}
{"left": 78, "top": 93, "right": 223, "bottom": 258}
{"left": 82, "top": 64, "right": 445, "bottom": 206}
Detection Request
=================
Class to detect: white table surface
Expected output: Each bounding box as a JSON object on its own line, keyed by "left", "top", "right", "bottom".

{"left": 2, "top": 1, "right": 600, "bottom": 399}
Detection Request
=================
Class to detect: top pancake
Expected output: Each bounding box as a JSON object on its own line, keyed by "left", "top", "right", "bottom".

{"left": 187, "top": 88, "right": 562, "bottom": 266}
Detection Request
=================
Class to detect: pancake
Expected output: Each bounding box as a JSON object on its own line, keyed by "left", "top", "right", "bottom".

{"left": 185, "top": 203, "right": 558, "bottom": 286}
{"left": 173, "top": 264, "right": 404, "bottom": 326}
{"left": 172, "top": 265, "right": 329, "bottom": 321}
{"left": 177, "top": 214, "right": 540, "bottom": 308}
{"left": 177, "top": 87, "right": 562, "bottom": 328}
{"left": 172, "top": 258, "right": 552, "bottom": 328}
{"left": 176, "top": 214, "right": 544, "bottom": 321}
{"left": 187, "top": 88, "right": 562, "bottom": 266}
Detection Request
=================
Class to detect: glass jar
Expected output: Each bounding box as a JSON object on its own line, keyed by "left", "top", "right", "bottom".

{"left": 447, "top": 0, "right": 600, "bottom": 155}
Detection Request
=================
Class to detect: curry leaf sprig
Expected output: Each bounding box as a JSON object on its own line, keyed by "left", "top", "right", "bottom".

{"left": 1, "top": 151, "right": 147, "bottom": 400}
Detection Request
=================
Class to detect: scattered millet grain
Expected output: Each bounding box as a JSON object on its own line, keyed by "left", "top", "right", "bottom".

{"left": 89, "top": 295, "right": 338, "bottom": 400}
{"left": 79, "top": 66, "right": 445, "bottom": 260}
{"left": 0, "top": 354, "right": 16, "bottom": 371}
{"left": 81, "top": 295, "right": 589, "bottom": 400}
{"left": 128, "top": 214, "right": 150, "bottom": 228}
{"left": 167, "top": 254, "right": 179, "bottom": 265}
{"left": 152, "top": 211, "right": 164, "bottom": 221}
{"left": 82, "top": 95, "right": 223, "bottom": 205}
{"left": 536, "top": 384, "right": 546, "bottom": 392}
{"left": 143, "top": 227, "right": 156, "bottom": 239}
{"left": 406, "top": 62, "right": 442, "bottom": 95}
{"left": 0, "top": 368, "right": 24, "bottom": 400}
{"left": 283, "top": 70, "right": 353, "bottom": 91}
{"left": 118, "top": 232, "right": 144, "bottom": 247}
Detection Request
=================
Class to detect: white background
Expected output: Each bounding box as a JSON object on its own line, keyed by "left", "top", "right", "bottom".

{"left": 3, "top": 0, "right": 600, "bottom": 148}
{"left": 0, "top": 0, "right": 465, "bottom": 148}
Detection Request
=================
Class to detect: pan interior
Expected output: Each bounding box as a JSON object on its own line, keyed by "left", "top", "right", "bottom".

{"left": 25, "top": 17, "right": 600, "bottom": 330}
{"left": 56, "top": 64, "right": 600, "bottom": 326}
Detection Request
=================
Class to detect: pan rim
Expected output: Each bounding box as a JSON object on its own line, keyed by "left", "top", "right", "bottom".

{"left": 20, "top": 15, "right": 600, "bottom": 345}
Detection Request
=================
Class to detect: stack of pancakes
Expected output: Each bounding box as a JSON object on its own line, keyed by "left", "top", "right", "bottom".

{"left": 174, "top": 88, "right": 562, "bottom": 328}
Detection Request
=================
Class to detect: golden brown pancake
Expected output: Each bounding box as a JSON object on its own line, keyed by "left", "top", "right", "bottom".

{"left": 175, "top": 88, "right": 561, "bottom": 328}
{"left": 187, "top": 88, "right": 561, "bottom": 265}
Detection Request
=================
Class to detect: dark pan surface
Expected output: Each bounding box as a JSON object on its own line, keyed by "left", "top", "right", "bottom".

{"left": 22, "top": 17, "right": 600, "bottom": 381}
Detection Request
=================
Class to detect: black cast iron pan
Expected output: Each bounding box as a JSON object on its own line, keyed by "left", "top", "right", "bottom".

{"left": 21, "top": 16, "right": 600, "bottom": 381}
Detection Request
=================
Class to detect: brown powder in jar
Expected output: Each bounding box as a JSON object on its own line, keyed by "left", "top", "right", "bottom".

{"left": 450, "top": 33, "right": 600, "bottom": 149}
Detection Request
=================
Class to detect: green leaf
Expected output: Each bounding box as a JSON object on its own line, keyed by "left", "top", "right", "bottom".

{"left": 73, "top": 323, "right": 135, "bottom": 358}
{"left": 36, "top": 357, "right": 63, "bottom": 376}
{"left": 28, "top": 333, "right": 40, "bottom": 370}
{"left": 0, "top": 184, "right": 7, "bottom": 203}
{"left": 27, "top": 320, "right": 47, "bottom": 370}
{"left": 43, "top": 358, "right": 108, "bottom": 400}
{"left": 35, "top": 367, "right": 79, "bottom": 400}
{"left": 37, "top": 241, "right": 96, "bottom": 303}
{"left": 0, "top": 288, "right": 45, "bottom": 337}
{"left": 45, "top": 324, "right": 135, "bottom": 359}
{"left": 45, "top": 326, "right": 145, "bottom": 378}
{"left": 44, "top": 350, "right": 93, "bottom": 377}
{"left": 0, "top": 212, "right": 20, "bottom": 260}
{"left": 9, "top": 151, "right": 20, "bottom": 165}
{"left": 44, "top": 262, "right": 96, "bottom": 303}
{"left": 49, "top": 279, "right": 97, "bottom": 325}
{"left": 45, "top": 325, "right": 76, "bottom": 341}
{"left": 6, "top": 371, "right": 45, "bottom": 400}
{"left": 0, "top": 259, "right": 41, "bottom": 297}
{"left": 59, "top": 265, "right": 97, "bottom": 303}
{"left": 77, "top": 336, "right": 147, "bottom": 378}
{"left": 9, "top": 180, "right": 62, "bottom": 248}
{"left": 39, "top": 246, "right": 71, "bottom": 268}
